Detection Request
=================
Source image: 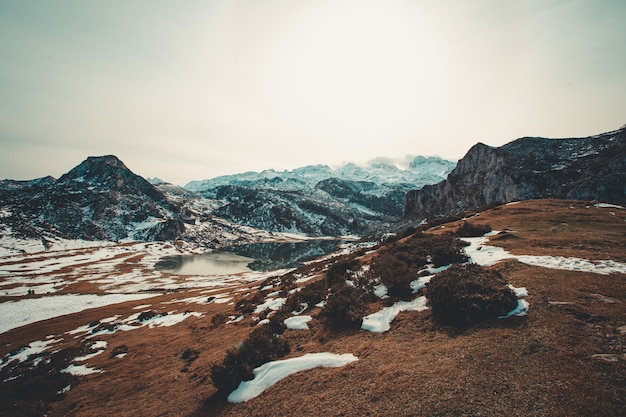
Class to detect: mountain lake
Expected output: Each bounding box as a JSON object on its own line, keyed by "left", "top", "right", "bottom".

{"left": 155, "top": 240, "right": 347, "bottom": 275}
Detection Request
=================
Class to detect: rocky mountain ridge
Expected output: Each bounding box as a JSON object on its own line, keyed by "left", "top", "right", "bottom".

{"left": 0, "top": 155, "right": 454, "bottom": 250}
{"left": 186, "top": 156, "right": 455, "bottom": 236}
{"left": 404, "top": 127, "right": 626, "bottom": 222}
{"left": 185, "top": 156, "right": 454, "bottom": 193}
{"left": 0, "top": 155, "right": 277, "bottom": 250}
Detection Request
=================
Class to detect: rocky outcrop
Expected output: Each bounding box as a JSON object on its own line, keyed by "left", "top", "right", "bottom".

{"left": 404, "top": 127, "right": 626, "bottom": 221}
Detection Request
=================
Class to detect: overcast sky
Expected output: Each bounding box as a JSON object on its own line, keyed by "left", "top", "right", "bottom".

{"left": 1, "top": 0, "right": 624, "bottom": 185}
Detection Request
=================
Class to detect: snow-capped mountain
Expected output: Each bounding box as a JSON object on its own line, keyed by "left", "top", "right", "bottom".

{"left": 185, "top": 156, "right": 454, "bottom": 193}
{"left": 184, "top": 157, "right": 455, "bottom": 236}
{"left": 0, "top": 156, "right": 279, "bottom": 252}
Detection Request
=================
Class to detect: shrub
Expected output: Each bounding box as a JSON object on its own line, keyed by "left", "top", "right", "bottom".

{"left": 210, "top": 326, "right": 290, "bottom": 395}
{"left": 455, "top": 222, "right": 492, "bottom": 237}
{"left": 370, "top": 256, "right": 414, "bottom": 298}
{"left": 235, "top": 292, "right": 265, "bottom": 315}
{"left": 367, "top": 233, "right": 469, "bottom": 299}
{"left": 425, "top": 264, "right": 518, "bottom": 327}
{"left": 326, "top": 257, "right": 360, "bottom": 287}
{"left": 320, "top": 284, "right": 366, "bottom": 329}
{"left": 283, "top": 279, "right": 327, "bottom": 314}
{"left": 211, "top": 313, "right": 228, "bottom": 328}
{"left": 423, "top": 235, "right": 468, "bottom": 267}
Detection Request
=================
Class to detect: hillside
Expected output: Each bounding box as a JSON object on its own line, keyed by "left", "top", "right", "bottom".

{"left": 1, "top": 199, "right": 624, "bottom": 416}
{"left": 404, "top": 127, "right": 626, "bottom": 222}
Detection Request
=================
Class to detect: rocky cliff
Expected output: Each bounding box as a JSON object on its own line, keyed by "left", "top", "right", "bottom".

{"left": 404, "top": 127, "right": 626, "bottom": 221}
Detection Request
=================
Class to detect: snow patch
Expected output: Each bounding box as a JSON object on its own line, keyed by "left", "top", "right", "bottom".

{"left": 254, "top": 297, "right": 286, "bottom": 313}
{"left": 361, "top": 296, "right": 428, "bottom": 333}
{"left": 284, "top": 315, "right": 313, "bottom": 330}
{"left": 227, "top": 353, "right": 358, "bottom": 403}
{"left": 61, "top": 364, "right": 103, "bottom": 376}
{"left": 462, "top": 233, "right": 626, "bottom": 275}
{"left": 0, "top": 337, "right": 62, "bottom": 370}
{"left": 594, "top": 203, "right": 625, "bottom": 209}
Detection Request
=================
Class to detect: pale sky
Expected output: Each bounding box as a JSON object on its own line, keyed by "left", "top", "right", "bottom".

{"left": 1, "top": 0, "right": 624, "bottom": 184}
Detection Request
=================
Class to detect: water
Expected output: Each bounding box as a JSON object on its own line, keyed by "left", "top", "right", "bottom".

{"left": 155, "top": 240, "right": 346, "bottom": 275}
{"left": 155, "top": 252, "right": 254, "bottom": 275}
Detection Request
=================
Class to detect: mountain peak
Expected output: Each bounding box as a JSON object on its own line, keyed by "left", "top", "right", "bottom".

{"left": 58, "top": 155, "right": 164, "bottom": 201}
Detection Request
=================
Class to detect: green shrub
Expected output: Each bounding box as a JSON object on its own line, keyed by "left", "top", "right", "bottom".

{"left": 320, "top": 284, "right": 366, "bottom": 329}
{"left": 326, "top": 257, "right": 360, "bottom": 287}
{"left": 286, "top": 279, "right": 327, "bottom": 313}
{"left": 425, "top": 264, "right": 518, "bottom": 327}
{"left": 211, "top": 313, "right": 228, "bottom": 328}
{"left": 370, "top": 256, "right": 414, "bottom": 298}
{"left": 455, "top": 222, "right": 492, "bottom": 237}
{"left": 210, "top": 326, "right": 290, "bottom": 395}
{"left": 367, "top": 233, "right": 469, "bottom": 299}
{"left": 235, "top": 292, "right": 265, "bottom": 315}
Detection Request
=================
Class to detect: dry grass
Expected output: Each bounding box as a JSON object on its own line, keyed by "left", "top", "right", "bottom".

{"left": 1, "top": 199, "right": 624, "bottom": 417}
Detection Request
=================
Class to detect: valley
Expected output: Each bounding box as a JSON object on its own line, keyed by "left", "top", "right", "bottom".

{"left": 1, "top": 199, "right": 625, "bottom": 416}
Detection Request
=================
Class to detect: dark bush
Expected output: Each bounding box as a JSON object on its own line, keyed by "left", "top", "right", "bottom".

{"left": 370, "top": 256, "right": 414, "bottom": 298}
{"left": 366, "top": 233, "right": 469, "bottom": 299}
{"left": 137, "top": 311, "right": 157, "bottom": 322}
{"left": 210, "top": 326, "right": 290, "bottom": 395}
{"left": 326, "top": 257, "right": 360, "bottom": 287}
{"left": 211, "top": 313, "right": 228, "bottom": 328}
{"left": 455, "top": 222, "right": 492, "bottom": 237}
{"left": 235, "top": 292, "right": 265, "bottom": 315}
{"left": 294, "top": 279, "right": 327, "bottom": 308}
{"left": 320, "top": 284, "right": 366, "bottom": 329}
{"left": 426, "top": 264, "right": 518, "bottom": 327}
{"left": 266, "top": 310, "right": 289, "bottom": 335}
{"left": 424, "top": 235, "right": 468, "bottom": 267}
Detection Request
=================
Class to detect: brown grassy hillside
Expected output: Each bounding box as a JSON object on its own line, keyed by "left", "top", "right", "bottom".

{"left": 1, "top": 199, "right": 624, "bottom": 417}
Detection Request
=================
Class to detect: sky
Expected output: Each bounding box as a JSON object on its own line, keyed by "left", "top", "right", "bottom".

{"left": 1, "top": 0, "right": 624, "bottom": 185}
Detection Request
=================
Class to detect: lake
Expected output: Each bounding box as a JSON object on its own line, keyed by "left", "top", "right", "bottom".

{"left": 155, "top": 240, "right": 346, "bottom": 275}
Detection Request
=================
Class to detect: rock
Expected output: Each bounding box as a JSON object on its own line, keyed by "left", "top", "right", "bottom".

{"left": 404, "top": 127, "right": 626, "bottom": 221}
{"left": 137, "top": 311, "right": 158, "bottom": 322}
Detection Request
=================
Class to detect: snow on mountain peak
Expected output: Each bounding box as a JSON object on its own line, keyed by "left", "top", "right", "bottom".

{"left": 184, "top": 156, "right": 455, "bottom": 193}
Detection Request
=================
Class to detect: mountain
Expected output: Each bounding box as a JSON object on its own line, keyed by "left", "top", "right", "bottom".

{"left": 404, "top": 127, "right": 626, "bottom": 222}
{"left": 0, "top": 155, "right": 277, "bottom": 249}
{"left": 186, "top": 157, "right": 454, "bottom": 193}
{"left": 186, "top": 156, "right": 455, "bottom": 236}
